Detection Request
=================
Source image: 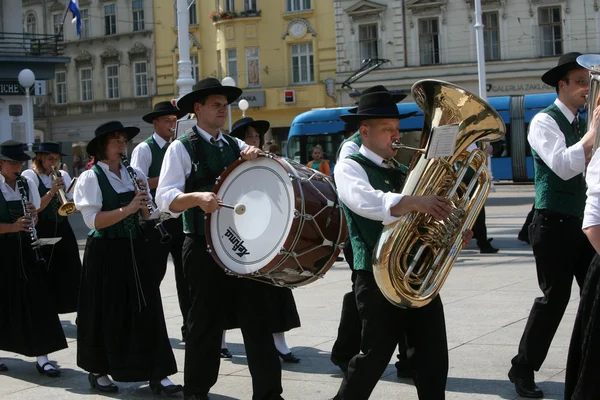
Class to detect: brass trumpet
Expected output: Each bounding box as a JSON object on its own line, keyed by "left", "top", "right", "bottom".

{"left": 51, "top": 166, "right": 77, "bottom": 216}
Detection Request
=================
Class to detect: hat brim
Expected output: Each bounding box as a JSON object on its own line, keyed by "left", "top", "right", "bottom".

{"left": 86, "top": 127, "right": 140, "bottom": 157}
{"left": 541, "top": 61, "right": 584, "bottom": 87}
{"left": 0, "top": 150, "right": 35, "bottom": 161}
{"left": 177, "top": 86, "right": 243, "bottom": 114}
{"left": 35, "top": 150, "right": 67, "bottom": 156}
{"left": 229, "top": 120, "right": 270, "bottom": 139}
{"left": 142, "top": 110, "right": 189, "bottom": 124}
{"left": 341, "top": 111, "right": 418, "bottom": 122}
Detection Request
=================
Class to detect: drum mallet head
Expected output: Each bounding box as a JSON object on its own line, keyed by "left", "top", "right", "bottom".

{"left": 219, "top": 202, "right": 246, "bottom": 215}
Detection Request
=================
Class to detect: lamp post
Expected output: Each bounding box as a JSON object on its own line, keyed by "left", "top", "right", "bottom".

{"left": 238, "top": 99, "right": 249, "bottom": 118}
{"left": 221, "top": 76, "right": 235, "bottom": 132}
{"left": 18, "top": 69, "right": 36, "bottom": 153}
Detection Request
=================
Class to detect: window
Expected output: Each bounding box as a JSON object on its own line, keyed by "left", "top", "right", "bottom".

{"left": 217, "top": 50, "right": 222, "bottom": 79}
{"left": 55, "top": 71, "right": 67, "bottom": 104}
{"left": 224, "top": 0, "right": 234, "bottom": 11}
{"left": 244, "top": 0, "right": 257, "bottom": 10}
{"left": 25, "top": 12, "right": 37, "bottom": 35}
{"left": 104, "top": 4, "right": 116, "bottom": 35}
{"left": 189, "top": 0, "right": 197, "bottom": 25}
{"left": 53, "top": 13, "right": 63, "bottom": 40}
{"left": 190, "top": 55, "right": 199, "bottom": 81}
{"left": 359, "top": 24, "right": 378, "bottom": 63}
{"left": 419, "top": 18, "right": 440, "bottom": 65}
{"left": 79, "top": 68, "right": 93, "bottom": 102}
{"left": 133, "top": 0, "right": 145, "bottom": 31}
{"left": 246, "top": 47, "right": 260, "bottom": 87}
{"left": 133, "top": 61, "right": 148, "bottom": 97}
{"left": 80, "top": 9, "right": 90, "bottom": 38}
{"left": 291, "top": 43, "right": 314, "bottom": 84}
{"left": 483, "top": 12, "right": 500, "bottom": 61}
{"left": 539, "top": 6, "right": 562, "bottom": 56}
{"left": 227, "top": 49, "right": 238, "bottom": 85}
{"left": 287, "top": 0, "right": 310, "bottom": 12}
{"left": 106, "top": 64, "right": 120, "bottom": 99}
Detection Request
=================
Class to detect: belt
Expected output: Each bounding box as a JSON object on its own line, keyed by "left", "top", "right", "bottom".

{"left": 536, "top": 209, "right": 583, "bottom": 222}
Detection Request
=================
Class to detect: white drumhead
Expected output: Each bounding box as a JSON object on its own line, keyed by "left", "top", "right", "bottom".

{"left": 210, "top": 157, "right": 295, "bottom": 274}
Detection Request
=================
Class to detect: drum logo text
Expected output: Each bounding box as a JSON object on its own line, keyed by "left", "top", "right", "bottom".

{"left": 224, "top": 227, "right": 250, "bottom": 257}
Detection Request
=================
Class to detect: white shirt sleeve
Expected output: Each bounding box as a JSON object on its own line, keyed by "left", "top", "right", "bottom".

{"left": 583, "top": 149, "right": 600, "bottom": 229}
{"left": 334, "top": 159, "right": 404, "bottom": 225}
{"left": 21, "top": 169, "right": 37, "bottom": 183}
{"left": 156, "top": 140, "right": 191, "bottom": 217}
{"left": 60, "top": 171, "right": 73, "bottom": 201}
{"left": 131, "top": 142, "right": 152, "bottom": 177}
{"left": 25, "top": 176, "right": 41, "bottom": 209}
{"left": 235, "top": 137, "right": 249, "bottom": 152}
{"left": 527, "top": 113, "right": 586, "bottom": 181}
{"left": 338, "top": 141, "right": 360, "bottom": 162}
{"left": 73, "top": 170, "right": 102, "bottom": 230}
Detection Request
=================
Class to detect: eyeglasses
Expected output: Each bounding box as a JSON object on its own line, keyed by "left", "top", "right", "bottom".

{"left": 566, "top": 78, "right": 590, "bottom": 87}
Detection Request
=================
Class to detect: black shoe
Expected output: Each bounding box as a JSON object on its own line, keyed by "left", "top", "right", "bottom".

{"left": 149, "top": 380, "right": 183, "bottom": 395}
{"left": 36, "top": 361, "right": 61, "bottom": 377}
{"left": 0, "top": 363, "right": 7, "bottom": 372}
{"left": 336, "top": 256, "right": 344, "bottom": 262}
{"left": 220, "top": 348, "right": 232, "bottom": 358}
{"left": 278, "top": 351, "right": 301, "bottom": 363}
{"left": 480, "top": 245, "right": 499, "bottom": 254}
{"left": 508, "top": 368, "right": 543, "bottom": 398}
{"left": 88, "top": 373, "right": 119, "bottom": 393}
{"left": 184, "top": 394, "right": 210, "bottom": 400}
{"left": 395, "top": 362, "right": 412, "bottom": 379}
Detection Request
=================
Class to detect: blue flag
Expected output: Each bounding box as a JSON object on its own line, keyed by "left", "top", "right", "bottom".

{"left": 68, "top": 0, "right": 81, "bottom": 37}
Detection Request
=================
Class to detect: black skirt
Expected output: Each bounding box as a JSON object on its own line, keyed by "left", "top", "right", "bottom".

{"left": 565, "top": 253, "right": 600, "bottom": 400}
{"left": 0, "top": 236, "right": 68, "bottom": 357}
{"left": 36, "top": 217, "right": 82, "bottom": 314}
{"left": 77, "top": 236, "right": 177, "bottom": 382}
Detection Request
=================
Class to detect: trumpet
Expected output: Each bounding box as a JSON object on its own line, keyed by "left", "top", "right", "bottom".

{"left": 16, "top": 176, "right": 45, "bottom": 263}
{"left": 51, "top": 166, "right": 77, "bottom": 216}
{"left": 120, "top": 154, "right": 172, "bottom": 244}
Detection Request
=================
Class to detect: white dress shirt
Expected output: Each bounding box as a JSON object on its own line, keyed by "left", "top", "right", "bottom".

{"left": 130, "top": 133, "right": 170, "bottom": 177}
{"left": 21, "top": 169, "right": 73, "bottom": 201}
{"left": 156, "top": 126, "right": 248, "bottom": 217}
{"left": 527, "top": 98, "right": 586, "bottom": 181}
{"left": 337, "top": 140, "right": 360, "bottom": 162}
{"left": 0, "top": 175, "right": 41, "bottom": 209}
{"left": 73, "top": 161, "right": 149, "bottom": 230}
{"left": 334, "top": 145, "right": 405, "bottom": 226}
{"left": 583, "top": 148, "right": 600, "bottom": 228}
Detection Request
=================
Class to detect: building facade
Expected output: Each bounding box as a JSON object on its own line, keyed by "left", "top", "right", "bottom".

{"left": 335, "top": 0, "right": 599, "bottom": 104}
{"left": 23, "top": 0, "right": 156, "bottom": 170}
{"left": 153, "top": 0, "right": 337, "bottom": 146}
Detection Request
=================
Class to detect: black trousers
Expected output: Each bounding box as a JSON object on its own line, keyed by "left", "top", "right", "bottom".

{"left": 473, "top": 206, "right": 489, "bottom": 247}
{"left": 335, "top": 270, "right": 448, "bottom": 400}
{"left": 143, "top": 217, "right": 190, "bottom": 338}
{"left": 511, "top": 210, "right": 595, "bottom": 377}
{"left": 182, "top": 235, "right": 283, "bottom": 400}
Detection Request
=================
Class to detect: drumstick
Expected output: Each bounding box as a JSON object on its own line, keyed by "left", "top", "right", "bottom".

{"left": 218, "top": 202, "right": 246, "bottom": 215}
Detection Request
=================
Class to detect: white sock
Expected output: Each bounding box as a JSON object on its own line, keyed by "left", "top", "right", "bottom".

{"left": 221, "top": 330, "right": 228, "bottom": 349}
{"left": 94, "top": 374, "right": 114, "bottom": 386}
{"left": 36, "top": 355, "right": 55, "bottom": 370}
{"left": 160, "top": 377, "right": 174, "bottom": 386}
{"left": 272, "top": 332, "right": 291, "bottom": 354}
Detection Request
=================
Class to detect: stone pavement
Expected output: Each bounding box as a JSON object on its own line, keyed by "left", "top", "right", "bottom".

{"left": 0, "top": 186, "right": 578, "bottom": 399}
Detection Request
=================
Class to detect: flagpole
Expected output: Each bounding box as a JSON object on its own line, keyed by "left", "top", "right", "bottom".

{"left": 56, "top": 1, "right": 71, "bottom": 41}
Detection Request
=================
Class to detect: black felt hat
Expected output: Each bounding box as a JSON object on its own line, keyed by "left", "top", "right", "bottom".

{"left": 541, "top": 52, "right": 584, "bottom": 87}
{"left": 86, "top": 121, "right": 140, "bottom": 157}
{"left": 0, "top": 140, "right": 35, "bottom": 161}
{"left": 229, "top": 117, "right": 270, "bottom": 140}
{"left": 143, "top": 101, "right": 188, "bottom": 123}
{"left": 176, "top": 78, "right": 243, "bottom": 114}
{"left": 35, "top": 141, "right": 66, "bottom": 156}
{"left": 341, "top": 91, "right": 406, "bottom": 124}
{"left": 346, "top": 85, "right": 415, "bottom": 120}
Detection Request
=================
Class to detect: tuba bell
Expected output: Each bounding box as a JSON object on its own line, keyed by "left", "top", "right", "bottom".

{"left": 51, "top": 166, "right": 77, "bottom": 216}
{"left": 372, "top": 79, "right": 505, "bottom": 308}
{"left": 576, "top": 54, "right": 600, "bottom": 153}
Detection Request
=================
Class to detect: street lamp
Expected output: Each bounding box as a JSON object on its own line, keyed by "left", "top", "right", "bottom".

{"left": 238, "top": 99, "right": 249, "bottom": 118}
{"left": 221, "top": 76, "right": 235, "bottom": 132}
{"left": 18, "top": 69, "right": 35, "bottom": 153}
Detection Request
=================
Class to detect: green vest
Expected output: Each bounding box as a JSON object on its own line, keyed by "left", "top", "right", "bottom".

{"left": 0, "top": 180, "right": 29, "bottom": 240}
{"left": 531, "top": 103, "right": 587, "bottom": 217}
{"left": 88, "top": 165, "right": 141, "bottom": 239}
{"left": 179, "top": 128, "right": 240, "bottom": 234}
{"left": 35, "top": 173, "right": 65, "bottom": 223}
{"left": 336, "top": 131, "right": 362, "bottom": 161}
{"left": 341, "top": 153, "right": 407, "bottom": 271}
{"left": 145, "top": 136, "right": 168, "bottom": 179}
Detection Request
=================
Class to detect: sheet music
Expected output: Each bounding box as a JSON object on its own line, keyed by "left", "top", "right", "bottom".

{"left": 426, "top": 124, "right": 459, "bottom": 159}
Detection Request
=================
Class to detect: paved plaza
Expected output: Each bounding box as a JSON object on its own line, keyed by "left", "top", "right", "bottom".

{"left": 0, "top": 186, "right": 578, "bottom": 399}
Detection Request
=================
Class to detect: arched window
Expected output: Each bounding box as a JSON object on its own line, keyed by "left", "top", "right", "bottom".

{"left": 25, "top": 12, "right": 37, "bottom": 35}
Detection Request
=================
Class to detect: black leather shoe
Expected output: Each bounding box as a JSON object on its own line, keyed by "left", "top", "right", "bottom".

{"left": 184, "top": 394, "right": 210, "bottom": 400}
{"left": 36, "top": 362, "right": 61, "bottom": 377}
{"left": 220, "top": 348, "right": 232, "bottom": 358}
{"left": 88, "top": 373, "right": 119, "bottom": 393}
{"left": 395, "top": 362, "right": 412, "bottom": 379}
{"left": 278, "top": 351, "right": 301, "bottom": 363}
{"left": 508, "top": 369, "right": 543, "bottom": 398}
{"left": 149, "top": 380, "right": 183, "bottom": 395}
{"left": 0, "top": 363, "right": 7, "bottom": 372}
{"left": 480, "top": 245, "right": 499, "bottom": 254}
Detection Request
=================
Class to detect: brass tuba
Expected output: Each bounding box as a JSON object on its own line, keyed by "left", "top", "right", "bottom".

{"left": 576, "top": 54, "right": 600, "bottom": 153}
{"left": 51, "top": 166, "right": 77, "bottom": 216}
{"left": 372, "top": 79, "right": 505, "bottom": 308}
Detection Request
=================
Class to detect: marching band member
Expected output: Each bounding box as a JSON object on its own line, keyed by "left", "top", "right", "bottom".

{"left": 156, "top": 78, "right": 283, "bottom": 400}
{"left": 131, "top": 101, "right": 191, "bottom": 341}
{"left": 0, "top": 140, "right": 67, "bottom": 377}
{"left": 22, "top": 142, "right": 82, "bottom": 314}
{"left": 74, "top": 121, "right": 180, "bottom": 394}
{"left": 230, "top": 117, "right": 302, "bottom": 363}
{"left": 508, "top": 52, "right": 599, "bottom": 398}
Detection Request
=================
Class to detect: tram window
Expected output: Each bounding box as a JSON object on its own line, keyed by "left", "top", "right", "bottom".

{"left": 287, "top": 134, "right": 345, "bottom": 164}
{"left": 490, "top": 124, "right": 510, "bottom": 158}
{"left": 524, "top": 123, "right": 533, "bottom": 157}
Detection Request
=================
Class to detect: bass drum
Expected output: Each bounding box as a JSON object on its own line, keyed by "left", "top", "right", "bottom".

{"left": 205, "top": 154, "right": 346, "bottom": 287}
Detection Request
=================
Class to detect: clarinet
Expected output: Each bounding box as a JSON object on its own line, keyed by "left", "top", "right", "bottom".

{"left": 120, "top": 154, "right": 172, "bottom": 244}
{"left": 16, "top": 176, "right": 45, "bottom": 263}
